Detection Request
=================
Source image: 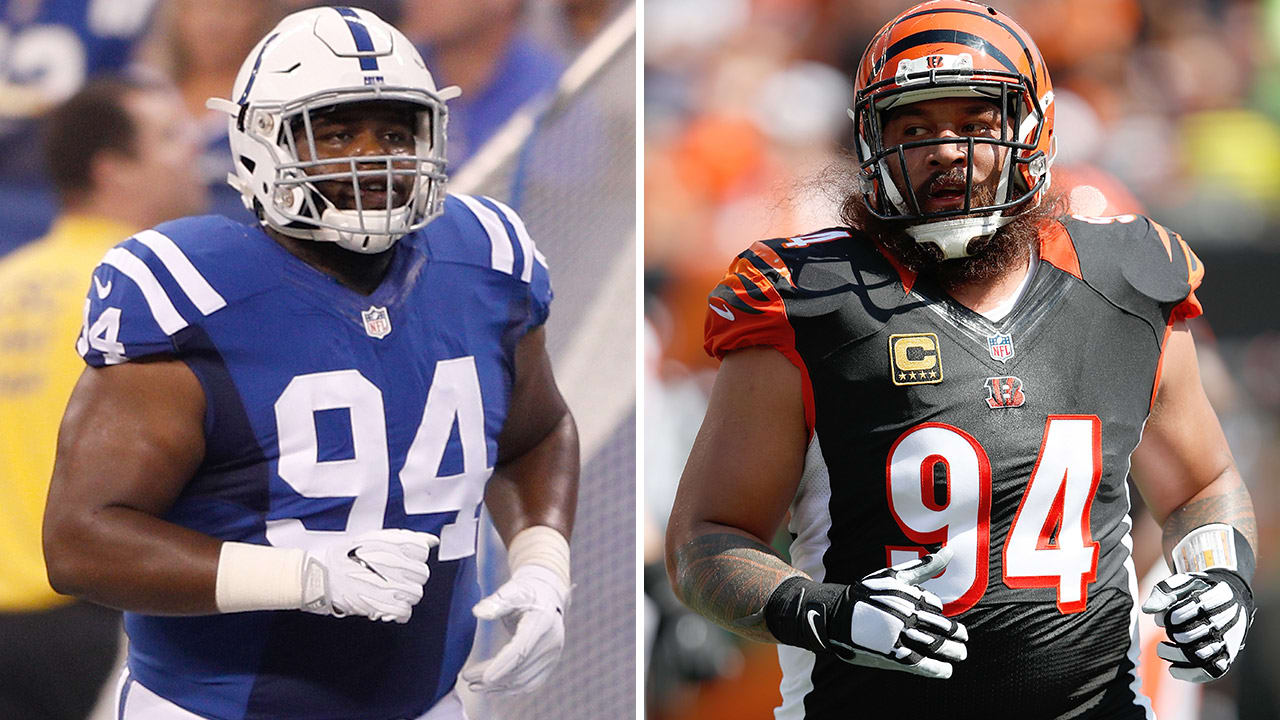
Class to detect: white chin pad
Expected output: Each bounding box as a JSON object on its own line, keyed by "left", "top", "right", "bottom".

{"left": 316, "top": 206, "right": 412, "bottom": 254}
{"left": 904, "top": 213, "right": 1015, "bottom": 260}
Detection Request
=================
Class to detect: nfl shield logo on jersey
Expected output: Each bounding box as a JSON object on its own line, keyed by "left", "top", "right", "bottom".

{"left": 987, "top": 333, "right": 1014, "bottom": 362}
{"left": 361, "top": 306, "right": 392, "bottom": 339}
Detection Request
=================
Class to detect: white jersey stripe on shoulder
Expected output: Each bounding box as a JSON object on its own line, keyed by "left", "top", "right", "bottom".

{"left": 781, "top": 229, "right": 848, "bottom": 249}
{"left": 102, "top": 247, "right": 188, "bottom": 335}
{"left": 795, "top": 229, "right": 848, "bottom": 242}
{"left": 484, "top": 196, "right": 539, "bottom": 283}
{"left": 133, "top": 230, "right": 227, "bottom": 315}
{"left": 454, "top": 194, "right": 515, "bottom": 275}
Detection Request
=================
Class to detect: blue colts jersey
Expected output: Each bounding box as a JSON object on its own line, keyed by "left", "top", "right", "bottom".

{"left": 78, "top": 195, "right": 551, "bottom": 720}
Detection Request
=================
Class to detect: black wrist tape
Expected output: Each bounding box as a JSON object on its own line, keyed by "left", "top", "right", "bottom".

{"left": 1232, "top": 527, "right": 1257, "bottom": 585}
{"left": 764, "top": 576, "right": 847, "bottom": 653}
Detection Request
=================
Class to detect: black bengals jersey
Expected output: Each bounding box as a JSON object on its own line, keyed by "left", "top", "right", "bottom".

{"left": 705, "top": 215, "right": 1203, "bottom": 720}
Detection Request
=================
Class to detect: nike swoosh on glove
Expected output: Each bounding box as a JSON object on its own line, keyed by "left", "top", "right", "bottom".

{"left": 302, "top": 528, "right": 438, "bottom": 624}
{"left": 1141, "top": 569, "right": 1254, "bottom": 682}
{"left": 462, "top": 564, "right": 570, "bottom": 694}
{"left": 765, "top": 547, "right": 968, "bottom": 679}
{"left": 829, "top": 548, "right": 969, "bottom": 679}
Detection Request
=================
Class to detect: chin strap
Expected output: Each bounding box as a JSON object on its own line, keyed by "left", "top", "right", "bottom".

{"left": 265, "top": 208, "right": 407, "bottom": 254}
{"left": 905, "top": 213, "right": 1017, "bottom": 259}
{"left": 225, "top": 173, "right": 254, "bottom": 211}
{"left": 315, "top": 206, "right": 408, "bottom": 254}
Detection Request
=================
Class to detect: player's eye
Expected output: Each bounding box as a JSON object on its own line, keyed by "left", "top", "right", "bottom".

{"left": 316, "top": 128, "right": 351, "bottom": 143}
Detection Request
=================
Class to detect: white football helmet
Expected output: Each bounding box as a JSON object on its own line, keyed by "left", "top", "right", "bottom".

{"left": 208, "top": 6, "right": 460, "bottom": 253}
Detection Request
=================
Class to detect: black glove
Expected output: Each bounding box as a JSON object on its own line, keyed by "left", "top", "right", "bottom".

{"left": 765, "top": 548, "right": 967, "bottom": 678}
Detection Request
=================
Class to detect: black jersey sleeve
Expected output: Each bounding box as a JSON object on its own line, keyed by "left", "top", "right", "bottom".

{"left": 703, "top": 228, "right": 886, "bottom": 436}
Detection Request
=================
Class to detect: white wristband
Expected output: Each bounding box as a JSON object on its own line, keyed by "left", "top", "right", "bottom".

{"left": 506, "top": 525, "right": 571, "bottom": 589}
{"left": 1171, "top": 522, "right": 1238, "bottom": 574}
{"left": 214, "top": 542, "right": 307, "bottom": 613}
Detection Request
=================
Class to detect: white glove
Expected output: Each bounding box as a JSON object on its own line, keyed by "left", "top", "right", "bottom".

{"left": 1141, "top": 569, "right": 1254, "bottom": 682}
{"left": 830, "top": 548, "right": 968, "bottom": 679}
{"left": 461, "top": 564, "right": 570, "bottom": 694}
{"left": 302, "top": 528, "right": 438, "bottom": 624}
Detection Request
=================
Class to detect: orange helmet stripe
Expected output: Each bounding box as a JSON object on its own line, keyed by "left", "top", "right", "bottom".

{"left": 872, "top": 5, "right": 1042, "bottom": 86}
{"left": 879, "top": 29, "right": 1020, "bottom": 76}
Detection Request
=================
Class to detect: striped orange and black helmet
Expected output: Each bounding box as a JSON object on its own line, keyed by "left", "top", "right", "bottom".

{"left": 852, "top": 1, "right": 1054, "bottom": 228}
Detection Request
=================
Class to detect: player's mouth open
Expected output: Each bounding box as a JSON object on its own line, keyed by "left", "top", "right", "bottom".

{"left": 332, "top": 183, "right": 406, "bottom": 210}
{"left": 925, "top": 184, "right": 967, "bottom": 211}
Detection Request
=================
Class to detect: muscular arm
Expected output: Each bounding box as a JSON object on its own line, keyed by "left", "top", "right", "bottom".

{"left": 1130, "top": 323, "right": 1257, "bottom": 563}
{"left": 43, "top": 357, "right": 218, "bottom": 614}
{"left": 484, "top": 326, "right": 579, "bottom": 543}
{"left": 665, "top": 347, "right": 808, "bottom": 642}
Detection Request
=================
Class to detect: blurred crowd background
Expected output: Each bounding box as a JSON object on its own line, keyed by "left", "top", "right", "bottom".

{"left": 0, "top": 0, "right": 624, "bottom": 256}
{"left": 0, "top": 1, "right": 633, "bottom": 719}
{"left": 644, "top": 1, "right": 1280, "bottom": 718}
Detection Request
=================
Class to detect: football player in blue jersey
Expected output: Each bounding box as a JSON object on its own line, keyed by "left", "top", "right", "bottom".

{"left": 666, "top": 2, "right": 1258, "bottom": 719}
{"left": 43, "top": 7, "right": 577, "bottom": 720}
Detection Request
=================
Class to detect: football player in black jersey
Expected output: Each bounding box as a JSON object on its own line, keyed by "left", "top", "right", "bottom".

{"left": 665, "top": 2, "right": 1258, "bottom": 719}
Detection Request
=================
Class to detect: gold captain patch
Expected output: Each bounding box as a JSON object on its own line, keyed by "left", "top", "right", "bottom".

{"left": 889, "top": 333, "right": 943, "bottom": 386}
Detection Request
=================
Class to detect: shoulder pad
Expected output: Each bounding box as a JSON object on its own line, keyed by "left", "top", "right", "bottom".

{"left": 1059, "top": 214, "right": 1204, "bottom": 334}
{"left": 77, "top": 216, "right": 256, "bottom": 366}
{"left": 427, "top": 194, "right": 552, "bottom": 326}
{"left": 704, "top": 228, "right": 906, "bottom": 361}
{"left": 429, "top": 194, "right": 549, "bottom": 281}
{"left": 771, "top": 229, "right": 910, "bottom": 326}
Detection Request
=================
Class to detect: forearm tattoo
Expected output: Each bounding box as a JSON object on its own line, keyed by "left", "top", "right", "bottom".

{"left": 672, "top": 532, "right": 803, "bottom": 642}
{"left": 1161, "top": 473, "right": 1258, "bottom": 560}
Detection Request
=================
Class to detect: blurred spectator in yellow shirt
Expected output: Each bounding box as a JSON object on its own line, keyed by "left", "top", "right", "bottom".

{"left": 0, "top": 74, "right": 204, "bottom": 720}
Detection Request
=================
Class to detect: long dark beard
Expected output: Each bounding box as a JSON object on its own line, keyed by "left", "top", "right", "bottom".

{"left": 839, "top": 168, "right": 1065, "bottom": 291}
